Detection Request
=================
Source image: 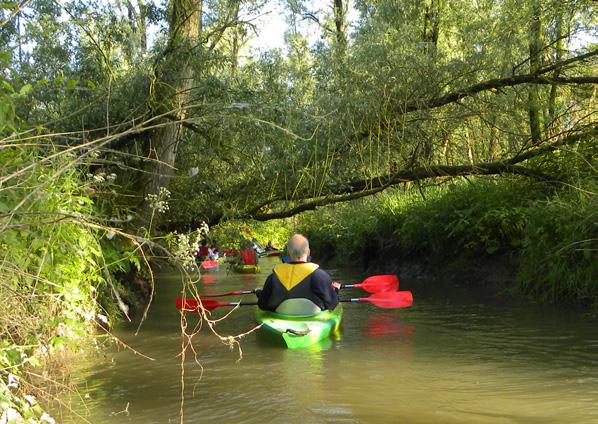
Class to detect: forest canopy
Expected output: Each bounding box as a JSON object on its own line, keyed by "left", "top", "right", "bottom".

{"left": 1, "top": 0, "right": 596, "bottom": 230}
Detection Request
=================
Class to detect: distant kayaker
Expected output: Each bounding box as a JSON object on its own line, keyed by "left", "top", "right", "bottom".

{"left": 207, "top": 246, "right": 219, "bottom": 260}
{"left": 265, "top": 240, "right": 276, "bottom": 251}
{"left": 256, "top": 234, "right": 340, "bottom": 313}
{"left": 197, "top": 240, "right": 209, "bottom": 260}
{"left": 252, "top": 240, "right": 265, "bottom": 254}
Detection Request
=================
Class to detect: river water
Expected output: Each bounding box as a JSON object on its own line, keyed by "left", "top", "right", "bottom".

{"left": 58, "top": 257, "right": 598, "bottom": 423}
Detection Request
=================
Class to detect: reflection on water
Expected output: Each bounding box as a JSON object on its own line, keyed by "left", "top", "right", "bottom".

{"left": 366, "top": 313, "right": 416, "bottom": 339}
{"left": 200, "top": 274, "right": 216, "bottom": 284}
{"left": 58, "top": 257, "right": 598, "bottom": 423}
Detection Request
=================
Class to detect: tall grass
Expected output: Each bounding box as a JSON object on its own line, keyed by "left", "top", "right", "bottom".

{"left": 517, "top": 181, "right": 597, "bottom": 305}
{"left": 300, "top": 179, "right": 537, "bottom": 261}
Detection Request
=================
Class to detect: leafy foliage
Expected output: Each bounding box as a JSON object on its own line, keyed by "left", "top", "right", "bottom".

{"left": 208, "top": 219, "right": 294, "bottom": 251}
{"left": 298, "top": 178, "right": 533, "bottom": 259}
{"left": 298, "top": 176, "right": 597, "bottom": 306}
{"left": 0, "top": 147, "right": 100, "bottom": 420}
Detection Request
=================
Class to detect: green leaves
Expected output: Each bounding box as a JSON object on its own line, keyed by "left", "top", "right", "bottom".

{"left": 517, "top": 183, "right": 598, "bottom": 305}
{"left": 1, "top": 80, "right": 14, "bottom": 93}
{"left": 0, "top": 342, "right": 50, "bottom": 422}
{"left": 18, "top": 84, "right": 32, "bottom": 96}
{"left": 0, "top": 144, "right": 115, "bottom": 420}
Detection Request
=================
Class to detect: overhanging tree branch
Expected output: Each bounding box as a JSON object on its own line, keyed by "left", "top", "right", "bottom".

{"left": 401, "top": 49, "right": 598, "bottom": 113}
{"left": 251, "top": 186, "right": 387, "bottom": 221}
{"left": 248, "top": 164, "right": 552, "bottom": 221}
{"left": 243, "top": 126, "right": 596, "bottom": 221}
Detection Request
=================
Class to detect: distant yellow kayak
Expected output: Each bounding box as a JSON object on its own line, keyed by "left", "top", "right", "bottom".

{"left": 232, "top": 264, "right": 260, "bottom": 274}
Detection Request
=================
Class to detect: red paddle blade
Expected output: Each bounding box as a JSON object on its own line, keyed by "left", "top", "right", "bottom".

{"left": 363, "top": 291, "right": 413, "bottom": 308}
{"left": 357, "top": 275, "right": 399, "bottom": 293}
{"left": 176, "top": 298, "right": 223, "bottom": 312}
{"left": 201, "top": 260, "right": 218, "bottom": 269}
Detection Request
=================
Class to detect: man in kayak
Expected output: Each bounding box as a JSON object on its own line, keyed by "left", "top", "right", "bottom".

{"left": 256, "top": 234, "right": 340, "bottom": 313}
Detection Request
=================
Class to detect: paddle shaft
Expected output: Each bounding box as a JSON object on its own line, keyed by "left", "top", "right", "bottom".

{"left": 203, "top": 296, "right": 412, "bottom": 310}
{"left": 206, "top": 297, "right": 409, "bottom": 308}
{"left": 201, "top": 285, "right": 380, "bottom": 298}
{"left": 201, "top": 274, "right": 399, "bottom": 298}
{"left": 201, "top": 289, "right": 257, "bottom": 297}
{"left": 178, "top": 290, "right": 412, "bottom": 312}
{"left": 340, "top": 282, "right": 392, "bottom": 289}
{"left": 220, "top": 301, "right": 258, "bottom": 307}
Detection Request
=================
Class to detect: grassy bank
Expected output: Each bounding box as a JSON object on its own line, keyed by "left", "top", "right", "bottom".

{"left": 298, "top": 177, "right": 597, "bottom": 307}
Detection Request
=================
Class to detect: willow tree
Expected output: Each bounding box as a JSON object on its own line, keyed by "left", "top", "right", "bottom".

{"left": 162, "top": 0, "right": 597, "bottom": 228}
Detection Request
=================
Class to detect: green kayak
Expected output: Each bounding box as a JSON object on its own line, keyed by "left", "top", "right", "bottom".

{"left": 232, "top": 264, "right": 260, "bottom": 274}
{"left": 255, "top": 304, "right": 343, "bottom": 349}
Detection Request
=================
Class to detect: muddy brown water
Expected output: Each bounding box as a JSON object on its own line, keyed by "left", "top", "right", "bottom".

{"left": 58, "top": 257, "right": 598, "bottom": 423}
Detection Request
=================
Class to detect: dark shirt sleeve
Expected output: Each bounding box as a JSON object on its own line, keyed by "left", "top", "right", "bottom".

{"left": 257, "top": 274, "right": 275, "bottom": 311}
{"left": 310, "top": 269, "right": 339, "bottom": 310}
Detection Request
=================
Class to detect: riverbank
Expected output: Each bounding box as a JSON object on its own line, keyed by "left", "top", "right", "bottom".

{"left": 298, "top": 177, "right": 597, "bottom": 308}
{"left": 0, "top": 147, "right": 153, "bottom": 422}
{"left": 365, "top": 252, "right": 518, "bottom": 290}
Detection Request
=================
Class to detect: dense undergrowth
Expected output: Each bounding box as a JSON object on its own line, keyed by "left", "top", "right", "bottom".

{"left": 0, "top": 146, "right": 143, "bottom": 422}
{"left": 298, "top": 177, "right": 597, "bottom": 307}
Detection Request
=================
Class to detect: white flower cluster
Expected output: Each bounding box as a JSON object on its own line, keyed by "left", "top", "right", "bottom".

{"left": 86, "top": 172, "right": 117, "bottom": 184}
{"left": 172, "top": 232, "right": 198, "bottom": 270}
{"left": 198, "top": 221, "right": 209, "bottom": 237}
{"left": 145, "top": 187, "right": 171, "bottom": 213}
{"left": 170, "top": 223, "right": 211, "bottom": 271}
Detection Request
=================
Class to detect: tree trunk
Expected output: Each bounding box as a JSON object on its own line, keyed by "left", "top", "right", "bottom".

{"left": 547, "top": 7, "right": 563, "bottom": 136}
{"left": 333, "top": 0, "right": 347, "bottom": 48}
{"left": 229, "top": 1, "right": 241, "bottom": 79}
{"left": 124, "top": 0, "right": 148, "bottom": 57}
{"left": 142, "top": 0, "right": 202, "bottom": 228}
{"left": 465, "top": 127, "right": 474, "bottom": 165}
{"left": 231, "top": 28, "right": 239, "bottom": 79}
{"left": 440, "top": 137, "right": 450, "bottom": 165}
{"left": 528, "top": 0, "right": 543, "bottom": 145}
{"left": 423, "top": 0, "right": 442, "bottom": 52}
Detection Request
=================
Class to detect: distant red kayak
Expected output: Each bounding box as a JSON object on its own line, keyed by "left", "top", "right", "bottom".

{"left": 201, "top": 260, "right": 218, "bottom": 269}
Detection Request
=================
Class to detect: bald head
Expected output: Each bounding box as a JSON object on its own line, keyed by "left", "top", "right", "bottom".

{"left": 286, "top": 234, "right": 310, "bottom": 261}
